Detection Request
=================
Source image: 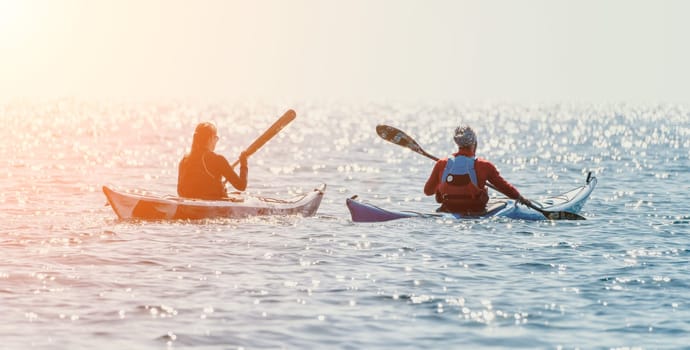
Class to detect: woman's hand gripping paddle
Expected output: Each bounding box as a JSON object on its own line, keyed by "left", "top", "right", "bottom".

{"left": 375, "top": 124, "right": 585, "bottom": 220}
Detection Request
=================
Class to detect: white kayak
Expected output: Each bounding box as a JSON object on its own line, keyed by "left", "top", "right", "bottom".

{"left": 347, "top": 174, "right": 596, "bottom": 222}
{"left": 103, "top": 184, "right": 326, "bottom": 220}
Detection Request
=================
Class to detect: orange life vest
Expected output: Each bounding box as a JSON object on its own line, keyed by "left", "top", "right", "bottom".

{"left": 436, "top": 155, "right": 489, "bottom": 212}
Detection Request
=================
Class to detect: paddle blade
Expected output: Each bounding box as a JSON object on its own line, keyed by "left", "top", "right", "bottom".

{"left": 376, "top": 125, "right": 438, "bottom": 161}
{"left": 543, "top": 211, "right": 586, "bottom": 220}
{"left": 376, "top": 125, "right": 421, "bottom": 151}
{"left": 526, "top": 201, "right": 586, "bottom": 220}
{"left": 245, "top": 109, "right": 296, "bottom": 157}
{"left": 231, "top": 109, "right": 296, "bottom": 168}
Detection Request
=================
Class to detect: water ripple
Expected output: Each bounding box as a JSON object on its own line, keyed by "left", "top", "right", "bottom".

{"left": 1, "top": 100, "right": 689, "bottom": 349}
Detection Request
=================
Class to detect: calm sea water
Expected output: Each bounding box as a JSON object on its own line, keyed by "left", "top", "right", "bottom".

{"left": 1, "top": 100, "right": 688, "bottom": 349}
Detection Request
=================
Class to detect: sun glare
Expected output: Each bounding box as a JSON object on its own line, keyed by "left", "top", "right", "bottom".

{"left": 0, "top": 1, "right": 21, "bottom": 28}
{"left": 0, "top": 0, "right": 30, "bottom": 47}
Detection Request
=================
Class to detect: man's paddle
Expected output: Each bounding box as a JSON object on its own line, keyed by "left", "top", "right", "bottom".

{"left": 375, "top": 124, "right": 585, "bottom": 220}
{"left": 376, "top": 125, "right": 439, "bottom": 161}
{"left": 231, "top": 109, "right": 297, "bottom": 168}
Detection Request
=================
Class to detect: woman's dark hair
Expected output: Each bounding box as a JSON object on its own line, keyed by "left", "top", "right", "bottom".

{"left": 191, "top": 122, "right": 217, "bottom": 155}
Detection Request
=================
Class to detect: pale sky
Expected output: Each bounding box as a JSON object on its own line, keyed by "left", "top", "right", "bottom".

{"left": 1, "top": 0, "right": 688, "bottom": 104}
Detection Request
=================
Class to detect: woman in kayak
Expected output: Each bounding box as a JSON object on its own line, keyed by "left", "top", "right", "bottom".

{"left": 424, "top": 125, "right": 529, "bottom": 213}
{"left": 178, "top": 122, "right": 248, "bottom": 199}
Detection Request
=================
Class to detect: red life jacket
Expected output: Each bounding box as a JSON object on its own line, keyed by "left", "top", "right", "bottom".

{"left": 436, "top": 155, "right": 489, "bottom": 212}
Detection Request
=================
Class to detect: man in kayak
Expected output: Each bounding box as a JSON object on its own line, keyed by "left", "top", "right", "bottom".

{"left": 178, "top": 122, "right": 248, "bottom": 199}
{"left": 424, "top": 125, "right": 529, "bottom": 213}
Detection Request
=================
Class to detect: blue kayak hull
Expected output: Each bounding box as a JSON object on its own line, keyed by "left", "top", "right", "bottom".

{"left": 347, "top": 175, "right": 597, "bottom": 222}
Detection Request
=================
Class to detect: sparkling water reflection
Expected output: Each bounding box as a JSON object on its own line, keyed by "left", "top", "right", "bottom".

{"left": 0, "top": 100, "right": 688, "bottom": 349}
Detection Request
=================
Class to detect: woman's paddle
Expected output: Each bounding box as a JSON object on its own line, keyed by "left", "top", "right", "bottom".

{"left": 231, "top": 109, "right": 297, "bottom": 168}
{"left": 375, "top": 124, "right": 585, "bottom": 220}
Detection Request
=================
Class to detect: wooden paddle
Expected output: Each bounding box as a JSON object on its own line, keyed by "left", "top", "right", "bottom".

{"left": 231, "top": 109, "right": 296, "bottom": 168}
{"left": 375, "top": 124, "right": 586, "bottom": 220}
